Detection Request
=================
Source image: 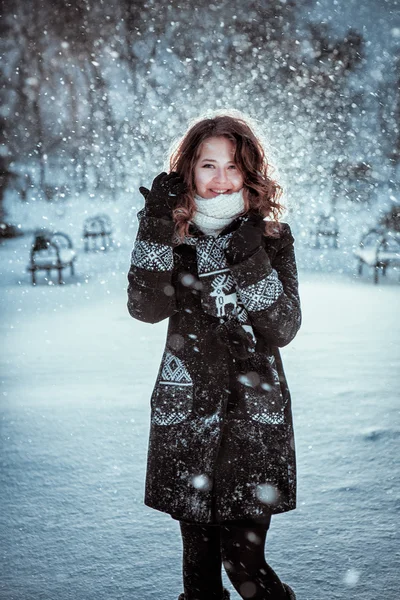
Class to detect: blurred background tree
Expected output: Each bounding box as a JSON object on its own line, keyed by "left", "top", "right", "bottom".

{"left": 0, "top": 0, "right": 398, "bottom": 236}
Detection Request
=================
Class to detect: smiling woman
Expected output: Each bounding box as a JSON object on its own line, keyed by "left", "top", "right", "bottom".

{"left": 127, "top": 111, "right": 301, "bottom": 600}
{"left": 169, "top": 113, "right": 285, "bottom": 242}
{"left": 193, "top": 137, "right": 244, "bottom": 199}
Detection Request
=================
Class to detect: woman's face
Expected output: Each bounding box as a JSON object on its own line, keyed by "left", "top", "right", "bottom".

{"left": 193, "top": 136, "right": 244, "bottom": 199}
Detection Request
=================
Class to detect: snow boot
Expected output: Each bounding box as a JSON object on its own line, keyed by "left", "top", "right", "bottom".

{"left": 283, "top": 583, "right": 296, "bottom": 599}
{"left": 178, "top": 589, "right": 230, "bottom": 600}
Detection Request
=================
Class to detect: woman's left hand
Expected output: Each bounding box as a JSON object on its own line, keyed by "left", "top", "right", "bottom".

{"left": 225, "top": 213, "right": 265, "bottom": 265}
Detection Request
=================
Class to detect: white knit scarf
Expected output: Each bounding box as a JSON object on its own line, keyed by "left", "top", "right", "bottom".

{"left": 191, "top": 189, "right": 246, "bottom": 236}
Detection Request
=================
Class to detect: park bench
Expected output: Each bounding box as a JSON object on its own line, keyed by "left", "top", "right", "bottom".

{"left": 27, "top": 229, "right": 76, "bottom": 285}
{"left": 82, "top": 214, "right": 113, "bottom": 251}
{"left": 312, "top": 213, "right": 339, "bottom": 248}
{"left": 353, "top": 227, "right": 400, "bottom": 283}
{"left": 0, "top": 223, "right": 23, "bottom": 239}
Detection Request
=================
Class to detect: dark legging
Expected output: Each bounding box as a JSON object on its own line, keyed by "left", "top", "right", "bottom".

{"left": 179, "top": 519, "right": 288, "bottom": 600}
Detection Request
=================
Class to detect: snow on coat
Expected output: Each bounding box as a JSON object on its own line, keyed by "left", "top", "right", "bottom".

{"left": 127, "top": 208, "right": 301, "bottom": 524}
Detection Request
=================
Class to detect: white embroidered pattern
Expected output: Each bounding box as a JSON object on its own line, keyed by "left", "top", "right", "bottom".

{"left": 246, "top": 355, "right": 286, "bottom": 425}
{"left": 190, "top": 235, "right": 241, "bottom": 319}
{"left": 160, "top": 351, "right": 192, "bottom": 385}
{"left": 209, "top": 272, "right": 238, "bottom": 317}
{"left": 131, "top": 240, "right": 173, "bottom": 271}
{"left": 152, "top": 351, "right": 193, "bottom": 426}
{"left": 236, "top": 299, "right": 249, "bottom": 324}
{"left": 238, "top": 269, "right": 283, "bottom": 311}
{"left": 251, "top": 410, "right": 285, "bottom": 425}
{"left": 244, "top": 385, "right": 285, "bottom": 425}
{"left": 196, "top": 236, "right": 228, "bottom": 276}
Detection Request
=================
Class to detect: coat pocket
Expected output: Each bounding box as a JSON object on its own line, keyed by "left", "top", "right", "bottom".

{"left": 150, "top": 350, "right": 194, "bottom": 426}
{"left": 238, "top": 354, "right": 286, "bottom": 425}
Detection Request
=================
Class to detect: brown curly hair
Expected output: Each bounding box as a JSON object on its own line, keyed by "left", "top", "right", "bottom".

{"left": 168, "top": 113, "right": 285, "bottom": 240}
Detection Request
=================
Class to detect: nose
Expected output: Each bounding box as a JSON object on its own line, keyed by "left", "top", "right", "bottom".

{"left": 213, "top": 167, "right": 229, "bottom": 184}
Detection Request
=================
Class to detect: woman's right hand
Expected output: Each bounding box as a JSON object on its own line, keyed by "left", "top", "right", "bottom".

{"left": 139, "top": 171, "right": 186, "bottom": 220}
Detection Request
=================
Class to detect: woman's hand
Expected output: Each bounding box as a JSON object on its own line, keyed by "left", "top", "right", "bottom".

{"left": 225, "top": 212, "right": 265, "bottom": 265}
{"left": 139, "top": 171, "right": 186, "bottom": 220}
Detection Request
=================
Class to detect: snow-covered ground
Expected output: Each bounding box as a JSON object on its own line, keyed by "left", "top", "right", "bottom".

{"left": 1, "top": 234, "right": 399, "bottom": 600}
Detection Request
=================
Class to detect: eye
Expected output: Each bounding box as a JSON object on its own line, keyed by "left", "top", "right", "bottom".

{"left": 228, "top": 165, "right": 237, "bottom": 170}
{"left": 202, "top": 163, "right": 214, "bottom": 168}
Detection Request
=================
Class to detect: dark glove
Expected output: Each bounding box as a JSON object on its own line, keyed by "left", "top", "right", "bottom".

{"left": 139, "top": 171, "right": 186, "bottom": 220}
{"left": 215, "top": 318, "right": 256, "bottom": 359}
{"left": 225, "top": 212, "right": 265, "bottom": 265}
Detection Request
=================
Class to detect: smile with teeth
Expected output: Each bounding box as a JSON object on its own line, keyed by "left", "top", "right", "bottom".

{"left": 211, "top": 189, "right": 231, "bottom": 194}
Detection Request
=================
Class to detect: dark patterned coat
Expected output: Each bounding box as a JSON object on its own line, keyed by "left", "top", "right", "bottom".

{"left": 127, "top": 208, "right": 301, "bottom": 524}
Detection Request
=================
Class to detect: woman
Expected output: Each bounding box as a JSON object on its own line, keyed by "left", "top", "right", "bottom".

{"left": 127, "top": 113, "right": 301, "bottom": 600}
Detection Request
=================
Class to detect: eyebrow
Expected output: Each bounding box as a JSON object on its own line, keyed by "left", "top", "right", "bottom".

{"left": 200, "top": 158, "right": 235, "bottom": 163}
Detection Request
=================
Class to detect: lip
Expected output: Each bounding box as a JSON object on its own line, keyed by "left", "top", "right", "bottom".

{"left": 209, "top": 189, "right": 232, "bottom": 195}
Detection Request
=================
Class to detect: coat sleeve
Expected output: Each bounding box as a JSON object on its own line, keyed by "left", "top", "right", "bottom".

{"left": 229, "top": 223, "right": 301, "bottom": 347}
{"left": 127, "top": 208, "right": 178, "bottom": 324}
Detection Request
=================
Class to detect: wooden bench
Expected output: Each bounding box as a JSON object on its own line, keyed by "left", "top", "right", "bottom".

{"left": 27, "top": 229, "right": 76, "bottom": 285}
{"left": 82, "top": 214, "right": 113, "bottom": 251}
{"left": 354, "top": 228, "right": 400, "bottom": 283}
{"left": 312, "top": 214, "right": 339, "bottom": 248}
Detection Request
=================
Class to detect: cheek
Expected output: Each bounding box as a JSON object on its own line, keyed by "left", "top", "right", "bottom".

{"left": 230, "top": 172, "right": 244, "bottom": 188}
{"left": 194, "top": 169, "right": 210, "bottom": 189}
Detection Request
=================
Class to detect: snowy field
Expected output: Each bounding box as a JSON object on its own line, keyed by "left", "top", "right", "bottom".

{"left": 1, "top": 235, "right": 399, "bottom": 600}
